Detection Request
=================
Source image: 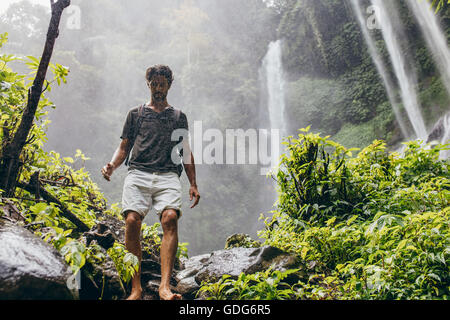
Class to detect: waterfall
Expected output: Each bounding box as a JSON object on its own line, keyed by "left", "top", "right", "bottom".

{"left": 350, "top": 0, "right": 410, "bottom": 139}
{"left": 407, "top": 0, "right": 450, "bottom": 98}
{"left": 258, "top": 39, "right": 287, "bottom": 177}
{"left": 252, "top": 39, "right": 288, "bottom": 237}
{"left": 370, "top": 0, "right": 427, "bottom": 140}
{"left": 440, "top": 114, "right": 450, "bottom": 159}
{"left": 261, "top": 39, "right": 287, "bottom": 139}
{"left": 258, "top": 39, "right": 287, "bottom": 205}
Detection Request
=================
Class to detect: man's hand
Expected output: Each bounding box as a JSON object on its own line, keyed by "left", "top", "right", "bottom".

{"left": 102, "top": 139, "right": 130, "bottom": 181}
{"left": 101, "top": 163, "right": 115, "bottom": 181}
{"left": 189, "top": 184, "right": 200, "bottom": 208}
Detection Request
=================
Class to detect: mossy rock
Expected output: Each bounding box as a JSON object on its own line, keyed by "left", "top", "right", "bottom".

{"left": 224, "top": 233, "right": 261, "bottom": 250}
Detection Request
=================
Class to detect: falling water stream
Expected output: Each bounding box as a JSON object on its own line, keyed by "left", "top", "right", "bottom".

{"left": 408, "top": 0, "right": 450, "bottom": 98}
{"left": 261, "top": 40, "right": 288, "bottom": 139}
{"left": 258, "top": 39, "right": 287, "bottom": 175}
{"left": 350, "top": 0, "right": 410, "bottom": 139}
{"left": 255, "top": 39, "right": 287, "bottom": 232}
{"left": 371, "top": 0, "right": 427, "bottom": 140}
{"left": 408, "top": 0, "right": 450, "bottom": 159}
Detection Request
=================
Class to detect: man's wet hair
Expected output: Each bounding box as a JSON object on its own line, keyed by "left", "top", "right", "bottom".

{"left": 145, "top": 64, "right": 174, "bottom": 87}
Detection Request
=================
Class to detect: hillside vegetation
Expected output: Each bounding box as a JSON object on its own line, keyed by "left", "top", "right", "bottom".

{"left": 200, "top": 129, "right": 450, "bottom": 299}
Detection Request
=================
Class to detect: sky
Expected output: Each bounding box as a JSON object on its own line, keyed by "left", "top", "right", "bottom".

{"left": 0, "top": 0, "right": 50, "bottom": 14}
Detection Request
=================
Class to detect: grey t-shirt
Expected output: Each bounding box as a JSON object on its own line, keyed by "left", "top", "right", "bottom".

{"left": 121, "top": 105, "right": 189, "bottom": 174}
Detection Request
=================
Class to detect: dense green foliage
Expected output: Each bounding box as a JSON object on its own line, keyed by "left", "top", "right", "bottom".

{"left": 199, "top": 268, "right": 301, "bottom": 300}
{"left": 200, "top": 130, "right": 449, "bottom": 299}
{"left": 431, "top": 0, "right": 450, "bottom": 12}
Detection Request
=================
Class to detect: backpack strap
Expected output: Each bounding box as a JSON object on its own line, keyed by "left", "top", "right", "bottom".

{"left": 174, "top": 108, "right": 181, "bottom": 123}
{"left": 172, "top": 108, "right": 185, "bottom": 177}
{"left": 172, "top": 108, "right": 183, "bottom": 151}
{"left": 124, "top": 104, "right": 145, "bottom": 166}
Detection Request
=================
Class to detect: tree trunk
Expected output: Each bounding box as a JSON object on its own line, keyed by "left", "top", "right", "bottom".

{"left": 0, "top": 0, "right": 71, "bottom": 196}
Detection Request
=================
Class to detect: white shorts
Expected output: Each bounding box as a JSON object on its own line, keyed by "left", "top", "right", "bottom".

{"left": 121, "top": 169, "right": 182, "bottom": 220}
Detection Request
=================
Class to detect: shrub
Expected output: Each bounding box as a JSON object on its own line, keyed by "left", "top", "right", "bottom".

{"left": 257, "top": 129, "right": 449, "bottom": 299}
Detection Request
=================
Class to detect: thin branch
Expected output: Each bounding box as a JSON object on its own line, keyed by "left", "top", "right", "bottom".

{"left": 17, "top": 177, "right": 89, "bottom": 232}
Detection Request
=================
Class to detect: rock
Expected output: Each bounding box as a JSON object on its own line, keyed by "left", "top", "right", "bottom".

{"left": 171, "top": 253, "right": 211, "bottom": 298}
{"left": 0, "top": 220, "right": 76, "bottom": 299}
{"left": 175, "top": 276, "right": 200, "bottom": 299}
{"left": 244, "top": 246, "right": 299, "bottom": 274}
{"left": 96, "top": 214, "right": 126, "bottom": 244}
{"left": 138, "top": 254, "right": 179, "bottom": 299}
{"left": 195, "top": 247, "right": 260, "bottom": 283}
{"left": 427, "top": 112, "right": 450, "bottom": 143}
{"left": 83, "top": 222, "right": 116, "bottom": 250}
{"left": 142, "top": 258, "right": 161, "bottom": 273}
{"left": 79, "top": 246, "right": 126, "bottom": 300}
{"left": 178, "top": 253, "right": 211, "bottom": 276}
{"left": 195, "top": 246, "right": 301, "bottom": 284}
{"left": 224, "top": 233, "right": 261, "bottom": 249}
{"left": 174, "top": 245, "right": 303, "bottom": 298}
{"left": 144, "top": 280, "right": 161, "bottom": 300}
{"left": 427, "top": 112, "right": 450, "bottom": 159}
{"left": 144, "top": 279, "right": 181, "bottom": 300}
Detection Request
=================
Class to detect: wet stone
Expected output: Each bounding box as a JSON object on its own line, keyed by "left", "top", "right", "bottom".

{"left": 0, "top": 220, "right": 76, "bottom": 299}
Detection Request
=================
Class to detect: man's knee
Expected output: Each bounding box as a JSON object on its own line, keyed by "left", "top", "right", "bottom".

{"left": 125, "top": 210, "right": 142, "bottom": 225}
{"left": 160, "top": 209, "right": 178, "bottom": 229}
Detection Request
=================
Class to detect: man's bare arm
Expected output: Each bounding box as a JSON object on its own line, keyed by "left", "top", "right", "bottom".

{"left": 183, "top": 138, "right": 200, "bottom": 208}
{"left": 101, "top": 138, "right": 131, "bottom": 181}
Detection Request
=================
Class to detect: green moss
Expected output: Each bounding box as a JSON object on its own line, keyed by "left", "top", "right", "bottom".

{"left": 419, "top": 76, "right": 450, "bottom": 127}
{"left": 332, "top": 101, "right": 395, "bottom": 149}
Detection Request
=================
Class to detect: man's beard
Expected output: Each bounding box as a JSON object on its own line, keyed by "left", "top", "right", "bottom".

{"left": 153, "top": 92, "right": 166, "bottom": 101}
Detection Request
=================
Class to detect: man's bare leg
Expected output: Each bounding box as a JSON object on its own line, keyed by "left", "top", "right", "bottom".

{"left": 159, "top": 209, "right": 182, "bottom": 300}
{"left": 124, "top": 211, "right": 143, "bottom": 300}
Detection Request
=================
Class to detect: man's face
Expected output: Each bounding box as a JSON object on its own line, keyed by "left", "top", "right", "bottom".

{"left": 148, "top": 75, "right": 170, "bottom": 102}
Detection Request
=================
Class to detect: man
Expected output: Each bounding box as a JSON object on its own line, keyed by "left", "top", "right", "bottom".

{"left": 101, "top": 64, "right": 200, "bottom": 300}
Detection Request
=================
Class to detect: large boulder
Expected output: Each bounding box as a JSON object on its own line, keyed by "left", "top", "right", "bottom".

{"left": 175, "top": 246, "right": 304, "bottom": 299}
{"left": 0, "top": 220, "right": 76, "bottom": 299}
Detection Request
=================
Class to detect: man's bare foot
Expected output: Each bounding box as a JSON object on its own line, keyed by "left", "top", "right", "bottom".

{"left": 159, "top": 286, "right": 182, "bottom": 300}
{"left": 126, "top": 288, "right": 143, "bottom": 300}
